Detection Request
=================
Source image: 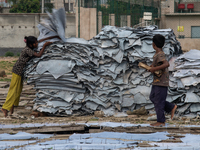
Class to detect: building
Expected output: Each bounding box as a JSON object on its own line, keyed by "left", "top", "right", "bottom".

{"left": 51, "top": 0, "right": 76, "bottom": 13}
{"left": 161, "top": 0, "right": 200, "bottom": 51}
{"left": 0, "top": 0, "right": 11, "bottom": 7}
{"left": 0, "top": 0, "right": 11, "bottom": 13}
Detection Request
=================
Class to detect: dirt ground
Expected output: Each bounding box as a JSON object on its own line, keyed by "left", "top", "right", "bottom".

{"left": 0, "top": 57, "right": 18, "bottom": 82}
{"left": 0, "top": 83, "right": 199, "bottom": 127}
{"left": 0, "top": 104, "right": 194, "bottom": 126}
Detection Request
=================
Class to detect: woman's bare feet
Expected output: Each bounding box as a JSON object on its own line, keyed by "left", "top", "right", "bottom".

{"left": 10, "top": 105, "right": 14, "bottom": 115}
{"left": 171, "top": 105, "right": 177, "bottom": 120}
{"left": 1, "top": 108, "right": 8, "bottom": 118}
{"left": 150, "top": 122, "right": 165, "bottom": 127}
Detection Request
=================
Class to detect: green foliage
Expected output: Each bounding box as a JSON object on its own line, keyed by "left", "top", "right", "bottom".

{"left": 44, "top": 2, "right": 54, "bottom": 13}
{"left": 5, "top": 51, "right": 14, "bottom": 57}
{"left": 0, "top": 78, "right": 11, "bottom": 82}
{"left": 0, "top": 61, "right": 14, "bottom": 69}
{"left": 9, "top": 0, "right": 54, "bottom": 13}
{"left": 9, "top": 0, "right": 41, "bottom": 13}
{"left": 98, "top": 0, "right": 159, "bottom": 27}
{"left": 16, "top": 52, "right": 20, "bottom": 57}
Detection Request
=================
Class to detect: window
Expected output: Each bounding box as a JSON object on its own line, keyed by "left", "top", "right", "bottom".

{"left": 191, "top": 26, "right": 200, "bottom": 38}
{"left": 65, "top": 3, "right": 74, "bottom": 11}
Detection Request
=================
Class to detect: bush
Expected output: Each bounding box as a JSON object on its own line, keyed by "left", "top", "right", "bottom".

{"left": 5, "top": 51, "right": 14, "bottom": 57}
{"left": 16, "top": 52, "right": 20, "bottom": 57}
{"left": 9, "top": 0, "right": 40, "bottom": 13}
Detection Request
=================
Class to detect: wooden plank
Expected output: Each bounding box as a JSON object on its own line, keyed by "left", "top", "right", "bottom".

{"left": 0, "top": 97, "right": 34, "bottom": 101}
{"left": 1, "top": 125, "right": 200, "bottom": 135}
{"left": 9, "top": 125, "right": 86, "bottom": 133}
{"left": 154, "top": 126, "right": 179, "bottom": 129}
{"left": 27, "top": 126, "right": 85, "bottom": 133}
{"left": 0, "top": 129, "right": 17, "bottom": 134}
{"left": 190, "top": 127, "right": 200, "bottom": 130}
{"left": 89, "top": 129, "right": 102, "bottom": 133}
{"left": 21, "top": 92, "right": 36, "bottom": 95}
{"left": 20, "top": 97, "right": 34, "bottom": 100}
{"left": 161, "top": 138, "right": 182, "bottom": 143}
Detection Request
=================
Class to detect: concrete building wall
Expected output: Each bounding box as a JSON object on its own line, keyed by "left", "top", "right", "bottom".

{"left": 160, "top": 0, "right": 174, "bottom": 29}
{"left": 51, "top": 0, "right": 64, "bottom": 9}
{"left": 178, "top": 38, "right": 200, "bottom": 52}
{"left": 165, "top": 15, "right": 200, "bottom": 38}
{"left": 174, "top": 1, "right": 200, "bottom": 12}
{"left": 76, "top": 7, "right": 97, "bottom": 40}
{"left": 0, "top": 7, "right": 11, "bottom": 13}
{"left": 0, "top": 13, "right": 76, "bottom": 48}
{"left": 51, "top": 0, "right": 76, "bottom": 13}
{"left": 164, "top": 15, "right": 200, "bottom": 51}
{"left": 66, "top": 14, "right": 76, "bottom": 38}
{"left": 161, "top": 0, "right": 200, "bottom": 51}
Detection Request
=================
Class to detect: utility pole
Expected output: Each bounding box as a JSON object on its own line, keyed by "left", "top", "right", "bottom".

{"left": 42, "top": 0, "right": 44, "bottom": 13}
{"left": 63, "top": 0, "right": 65, "bottom": 10}
{"left": 68, "top": 0, "right": 70, "bottom": 12}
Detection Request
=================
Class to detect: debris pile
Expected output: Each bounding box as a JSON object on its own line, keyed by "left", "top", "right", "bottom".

{"left": 24, "top": 8, "right": 182, "bottom": 116}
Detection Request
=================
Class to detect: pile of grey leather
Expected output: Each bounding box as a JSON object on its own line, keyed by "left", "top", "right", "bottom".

{"left": 24, "top": 9, "right": 185, "bottom": 116}
{"left": 169, "top": 49, "right": 200, "bottom": 117}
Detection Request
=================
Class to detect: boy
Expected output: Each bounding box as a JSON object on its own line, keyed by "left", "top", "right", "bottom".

{"left": 148, "top": 34, "right": 177, "bottom": 127}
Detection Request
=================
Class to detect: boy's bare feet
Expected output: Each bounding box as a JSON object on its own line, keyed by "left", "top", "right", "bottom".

{"left": 10, "top": 105, "right": 14, "bottom": 115}
{"left": 171, "top": 105, "right": 177, "bottom": 120}
{"left": 150, "top": 122, "right": 165, "bottom": 127}
{"left": 1, "top": 108, "right": 8, "bottom": 118}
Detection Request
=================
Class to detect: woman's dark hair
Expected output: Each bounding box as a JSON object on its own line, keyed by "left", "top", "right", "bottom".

{"left": 24, "top": 36, "right": 37, "bottom": 49}
{"left": 153, "top": 34, "right": 165, "bottom": 48}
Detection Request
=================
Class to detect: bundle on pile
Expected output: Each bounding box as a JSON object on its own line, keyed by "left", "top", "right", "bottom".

{"left": 24, "top": 9, "right": 182, "bottom": 116}
{"left": 169, "top": 49, "right": 200, "bottom": 117}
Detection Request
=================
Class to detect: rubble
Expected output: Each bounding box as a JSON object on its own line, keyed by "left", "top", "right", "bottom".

{"left": 0, "top": 70, "right": 6, "bottom": 77}
{"left": 24, "top": 8, "right": 184, "bottom": 116}
{"left": 126, "top": 106, "right": 148, "bottom": 115}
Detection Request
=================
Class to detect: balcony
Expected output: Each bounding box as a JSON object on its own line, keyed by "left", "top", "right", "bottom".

{"left": 174, "top": 1, "right": 200, "bottom": 13}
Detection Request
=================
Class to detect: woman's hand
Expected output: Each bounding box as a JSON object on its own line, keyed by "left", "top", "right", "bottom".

{"left": 34, "top": 42, "right": 52, "bottom": 57}
{"left": 38, "top": 36, "right": 61, "bottom": 43}
{"left": 44, "top": 41, "right": 52, "bottom": 47}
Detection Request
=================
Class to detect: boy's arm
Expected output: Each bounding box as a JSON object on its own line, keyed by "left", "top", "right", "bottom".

{"left": 148, "top": 60, "right": 169, "bottom": 73}
{"left": 38, "top": 36, "right": 61, "bottom": 43}
{"left": 34, "top": 41, "right": 52, "bottom": 57}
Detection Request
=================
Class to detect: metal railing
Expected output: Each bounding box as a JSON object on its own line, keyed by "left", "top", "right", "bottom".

{"left": 78, "top": 0, "right": 161, "bottom": 35}
{"left": 174, "top": 0, "right": 200, "bottom": 13}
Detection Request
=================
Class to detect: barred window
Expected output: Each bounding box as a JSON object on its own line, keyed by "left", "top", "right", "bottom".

{"left": 191, "top": 26, "right": 200, "bottom": 38}
{"left": 64, "top": 3, "right": 74, "bottom": 11}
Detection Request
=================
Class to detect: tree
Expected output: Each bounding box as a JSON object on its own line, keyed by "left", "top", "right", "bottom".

{"left": 9, "top": 0, "right": 54, "bottom": 13}
{"left": 9, "top": 0, "right": 41, "bottom": 13}
{"left": 43, "top": 1, "right": 54, "bottom": 13}
{"left": 7, "top": 0, "right": 18, "bottom": 5}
